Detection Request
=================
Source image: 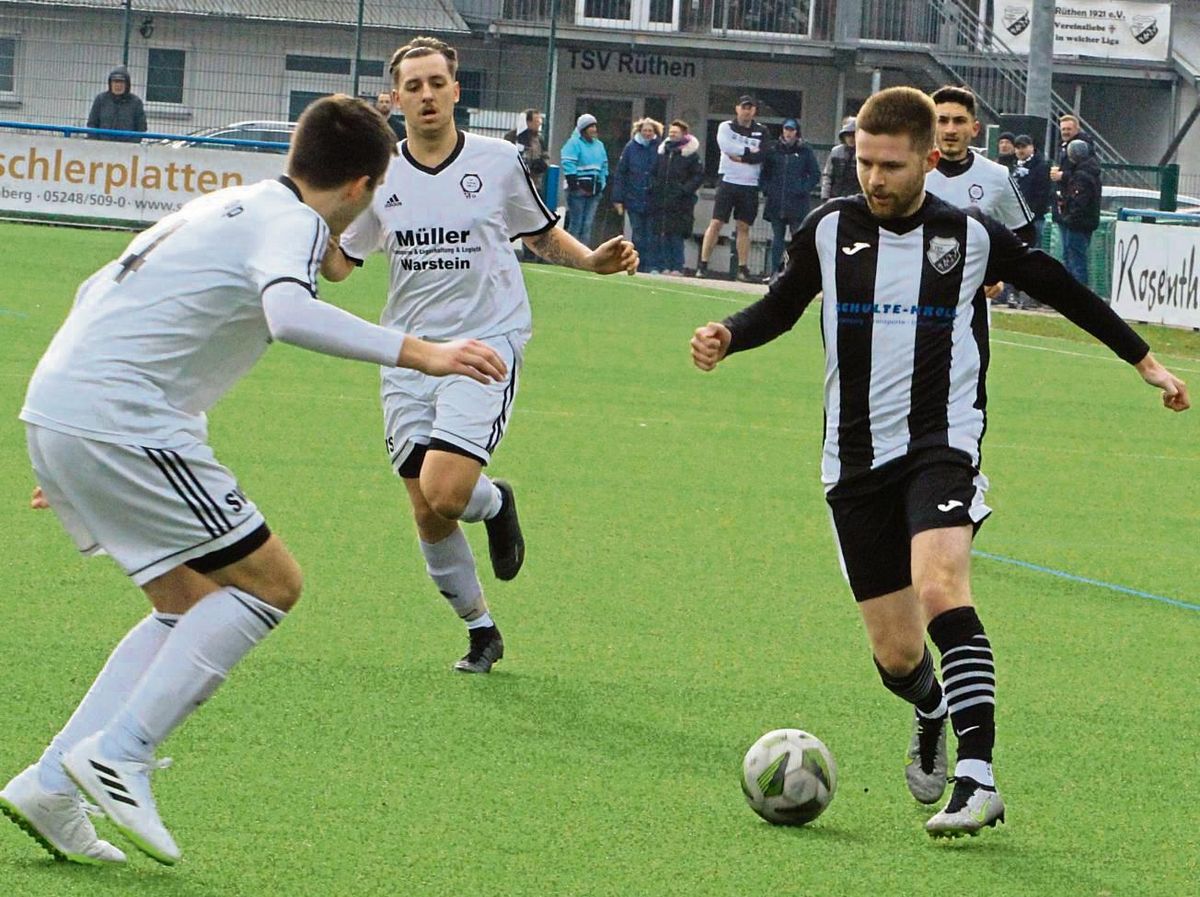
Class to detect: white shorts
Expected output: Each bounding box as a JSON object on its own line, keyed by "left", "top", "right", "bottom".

{"left": 381, "top": 332, "right": 524, "bottom": 476}
{"left": 26, "top": 424, "right": 268, "bottom": 586}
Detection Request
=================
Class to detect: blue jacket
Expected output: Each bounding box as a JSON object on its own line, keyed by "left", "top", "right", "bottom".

{"left": 611, "top": 136, "right": 661, "bottom": 214}
{"left": 560, "top": 132, "right": 609, "bottom": 197}
{"left": 760, "top": 138, "right": 821, "bottom": 223}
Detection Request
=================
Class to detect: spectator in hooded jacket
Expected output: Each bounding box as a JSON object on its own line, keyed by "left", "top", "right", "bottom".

{"left": 560, "top": 113, "right": 609, "bottom": 247}
{"left": 821, "top": 117, "right": 858, "bottom": 200}
{"left": 760, "top": 118, "right": 821, "bottom": 277}
{"left": 612, "top": 118, "right": 663, "bottom": 273}
{"left": 86, "top": 66, "right": 146, "bottom": 142}
{"left": 1057, "top": 139, "right": 1102, "bottom": 286}
{"left": 650, "top": 119, "right": 703, "bottom": 276}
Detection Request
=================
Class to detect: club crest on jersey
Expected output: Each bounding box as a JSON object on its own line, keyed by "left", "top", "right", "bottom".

{"left": 460, "top": 173, "right": 483, "bottom": 198}
{"left": 968, "top": 183, "right": 985, "bottom": 202}
{"left": 926, "top": 236, "right": 961, "bottom": 275}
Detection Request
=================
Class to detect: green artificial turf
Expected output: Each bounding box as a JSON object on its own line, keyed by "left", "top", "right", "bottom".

{"left": 0, "top": 222, "right": 1196, "bottom": 896}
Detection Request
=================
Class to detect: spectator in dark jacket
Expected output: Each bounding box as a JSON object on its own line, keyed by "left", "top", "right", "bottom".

{"left": 1057, "top": 139, "right": 1102, "bottom": 285}
{"left": 996, "top": 132, "right": 1017, "bottom": 173}
{"left": 1049, "top": 113, "right": 1095, "bottom": 224}
{"left": 821, "top": 117, "right": 858, "bottom": 200}
{"left": 1011, "top": 134, "right": 1051, "bottom": 243}
{"left": 760, "top": 118, "right": 821, "bottom": 276}
{"left": 612, "top": 117, "right": 663, "bottom": 272}
{"left": 86, "top": 66, "right": 146, "bottom": 142}
{"left": 503, "top": 108, "right": 550, "bottom": 178}
{"left": 650, "top": 119, "right": 703, "bottom": 275}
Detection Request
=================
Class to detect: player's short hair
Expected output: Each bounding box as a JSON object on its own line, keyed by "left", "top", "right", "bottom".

{"left": 856, "top": 87, "right": 936, "bottom": 154}
{"left": 523, "top": 108, "right": 541, "bottom": 123}
{"left": 389, "top": 36, "right": 458, "bottom": 83}
{"left": 287, "top": 95, "right": 397, "bottom": 190}
{"left": 930, "top": 85, "right": 977, "bottom": 118}
{"left": 669, "top": 118, "right": 690, "bottom": 134}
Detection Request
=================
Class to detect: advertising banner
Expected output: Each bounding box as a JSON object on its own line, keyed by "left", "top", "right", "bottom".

{"left": 992, "top": 1, "right": 1171, "bottom": 62}
{"left": 0, "top": 133, "right": 285, "bottom": 224}
{"left": 1110, "top": 221, "right": 1200, "bottom": 329}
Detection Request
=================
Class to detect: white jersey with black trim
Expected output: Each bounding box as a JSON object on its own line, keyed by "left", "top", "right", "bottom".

{"left": 21, "top": 177, "right": 327, "bottom": 448}
{"left": 339, "top": 130, "right": 558, "bottom": 345}
{"left": 924, "top": 150, "right": 1034, "bottom": 233}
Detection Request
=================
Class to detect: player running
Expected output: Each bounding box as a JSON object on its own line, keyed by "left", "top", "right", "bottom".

{"left": 322, "top": 36, "right": 638, "bottom": 674}
{"left": 690, "top": 86, "right": 1188, "bottom": 838}
{"left": 1, "top": 95, "right": 507, "bottom": 866}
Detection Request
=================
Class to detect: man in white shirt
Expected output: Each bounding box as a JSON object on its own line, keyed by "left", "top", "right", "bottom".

{"left": 695, "top": 95, "right": 768, "bottom": 282}
{"left": 322, "top": 37, "right": 637, "bottom": 675}
{"left": 2, "top": 95, "right": 507, "bottom": 867}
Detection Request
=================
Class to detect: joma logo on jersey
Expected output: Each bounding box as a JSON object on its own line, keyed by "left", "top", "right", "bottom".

{"left": 395, "top": 227, "right": 471, "bottom": 247}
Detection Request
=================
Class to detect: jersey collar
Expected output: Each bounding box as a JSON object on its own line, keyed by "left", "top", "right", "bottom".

{"left": 934, "top": 152, "right": 976, "bottom": 178}
{"left": 277, "top": 175, "right": 304, "bottom": 202}
{"left": 401, "top": 130, "right": 466, "bottom": 175}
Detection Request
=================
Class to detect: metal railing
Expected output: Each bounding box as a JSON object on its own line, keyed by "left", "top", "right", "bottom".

{"left": 922, "top": 0, "right": 1139, "bottom": 178}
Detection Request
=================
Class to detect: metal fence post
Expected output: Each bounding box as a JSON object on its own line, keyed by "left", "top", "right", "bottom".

{"left": 1161, "top": 163, "right": 1179, "bottom": 212}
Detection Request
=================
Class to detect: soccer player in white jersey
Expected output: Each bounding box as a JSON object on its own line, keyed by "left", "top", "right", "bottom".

{"left": 322, "top": 37, "right": 638, "bottom": 674}
{"left": 0, "top": 95, "right": 508, "bottom": 866}
{"left": 691, "top": 87, "right": 1189, "bottom": 838}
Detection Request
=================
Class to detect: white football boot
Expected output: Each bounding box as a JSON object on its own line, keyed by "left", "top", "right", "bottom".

{"left": 63, "top": 733, "right": 180, "bottom": 864}
{"left": 926, "top": 776, "right": 1006, "bottom": 837}
{"left": 0, "top": 764, "right": 127, "bottom": 864}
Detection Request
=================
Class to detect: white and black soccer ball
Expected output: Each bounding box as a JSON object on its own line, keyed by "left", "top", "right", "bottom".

{"left": 741, "top": 728, "right": 837, "bottom": 826}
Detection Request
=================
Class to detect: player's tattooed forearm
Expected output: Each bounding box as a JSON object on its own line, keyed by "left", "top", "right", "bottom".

{"left": 527, "top": 230, "right": 579, "bottom": 268}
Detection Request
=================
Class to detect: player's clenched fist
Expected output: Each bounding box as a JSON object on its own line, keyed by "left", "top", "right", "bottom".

{"left": 401, "top": 336, "right": 508, "bottom": 384}
{"left": 691, "top": 322, "right": 732, "bottom": 372}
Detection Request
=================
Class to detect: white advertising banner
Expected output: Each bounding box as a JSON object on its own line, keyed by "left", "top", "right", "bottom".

{"left": 0, "top": 133, "right": 285, "bottom": 223}
{"left": 1110, "top": 221, "right": 1200, "bottom": 329}
{"left": 993, "top": 1, "right": 1171, "bottom": 62}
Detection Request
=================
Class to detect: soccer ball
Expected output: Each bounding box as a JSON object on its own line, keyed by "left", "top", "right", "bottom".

{"left": 741, "top": 728, "right": 837, "bottom": 826}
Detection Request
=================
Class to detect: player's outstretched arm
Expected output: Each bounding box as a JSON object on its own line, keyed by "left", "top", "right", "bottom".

{"left": 1135, "top": 352, "right": 1191, "bottom": 412}
{"left": 523, "top": 227, "right": 638, "bottom": 275}
{"left": 691, "top": 322, "right": 732, "bottom": 372}
{"left": 320, "top": 235, "right": 356, "bottom": 282}
{"left": 399, "top": 337, "right": 508, "bottom": 385}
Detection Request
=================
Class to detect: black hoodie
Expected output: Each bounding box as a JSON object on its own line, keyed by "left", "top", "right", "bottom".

{"left": 87, "top": 66, "right": 147, "bottom": 141}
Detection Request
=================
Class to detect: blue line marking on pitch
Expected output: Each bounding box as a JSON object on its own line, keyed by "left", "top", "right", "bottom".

{"left": 972, "top": 550, "right": 1199, "bottom": 612}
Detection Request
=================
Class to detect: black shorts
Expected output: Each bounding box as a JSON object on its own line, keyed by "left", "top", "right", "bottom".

{"left": 712, "top": 181, "right": 759, "bottom": 225}
{"left": 825, "top": 447, "right": 991, "bottom": 602}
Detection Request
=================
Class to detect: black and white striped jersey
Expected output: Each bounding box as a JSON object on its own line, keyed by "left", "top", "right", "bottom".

{"left": 925, "top": 151, "right": 1034, "bottom": 235}
{"left": 722, "top": 193, "right": 1149, "bottom": 489}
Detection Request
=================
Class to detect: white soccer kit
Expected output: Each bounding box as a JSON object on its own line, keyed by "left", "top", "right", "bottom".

{"left": 20, "top": 177, "right": 394, "bottom": 584}
{"left": 340, "top": 131, "right": 557, "bottom": 471}
{"left": 924, "top": 151, "right": 1034, "bottom": 233}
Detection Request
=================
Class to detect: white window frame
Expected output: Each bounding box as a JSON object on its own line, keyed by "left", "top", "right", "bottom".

{"left": 716, "top": 0, "right": 813, "bottom": 40}
{"left": 575, "top": 0, "right": 680, "bottom": 31}
{"left": 0, "top": 33, "right": 19, "bottom": 108}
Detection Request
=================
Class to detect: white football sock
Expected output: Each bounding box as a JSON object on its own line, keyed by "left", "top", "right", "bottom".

{"left": 100, "top": 588, "right": 284, "bottom": 762}
{"left": 459, "top": 475, "right": 503, "bottom": 523}
{"left": 420, "top": 528, "right": 488, "bottom": 623}
{"left": 466, "top": 612, "right": 495, "bottom": 630}
{"left": 954, "top": 759, "right": 995, "bottom": 788}
{"left": 36, "top": 611, "right": 179, "bottom": 794}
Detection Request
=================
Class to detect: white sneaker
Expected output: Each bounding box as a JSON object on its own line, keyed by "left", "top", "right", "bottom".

{"left": 63, "top": 733, "right": 180, "bottom": 865}
{"left": 0, "top": 764, "right": 127, "bottom": 864}
{"left": 926, "top": 776, "right": 1006, "bottom": 838}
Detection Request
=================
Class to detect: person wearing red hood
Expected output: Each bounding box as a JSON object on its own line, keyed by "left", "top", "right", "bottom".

{"left": 86, "top": 65, "right": 147, "bottom": 142}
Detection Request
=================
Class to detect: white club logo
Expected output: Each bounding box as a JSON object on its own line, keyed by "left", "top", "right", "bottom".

{"left": 1002, "top": 5, "right": 1030, "bottom": 36}
{"left": 926, "top": 236, "right": 962, "bottom": 275}
{"left": 1131, "top": 16, "right": 1158, "bottom": 45}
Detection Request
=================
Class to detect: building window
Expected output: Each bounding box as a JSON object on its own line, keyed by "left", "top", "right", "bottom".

{"left": 713, "top": 0, "right": 811, "bottom": 36}
{"left": 0, "top": 37, "right": 16, "bottom": 93}
{"left": 146, "top": 48, "right": 185, "bottom": 103}
{"left": 576, "top": 0, "right": 679, "bottom": 29}
{"left": 289, "top": 91, "right": 328, "bottom": 121}
{"left": 285, "top": 55, "right": 385, "bottom": 77}
{"left": 458, "top": 70, "right": 485, "bottom": 107}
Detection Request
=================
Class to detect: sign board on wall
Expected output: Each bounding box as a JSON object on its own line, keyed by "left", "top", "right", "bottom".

{"left": 1110, "top": 221, "right": 1200, "bottom": 329}
{"left": 992, "top": 1, "right": 1170, "bottom": 62}
{"left": 0, "top": 134, "right": 284, "bottom": 224}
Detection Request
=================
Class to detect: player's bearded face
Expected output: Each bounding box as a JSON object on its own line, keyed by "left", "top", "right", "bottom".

{"left": 933, "top": 103, "right": 979, "bottom": 161}
{"left": 856, "top": 130, "right": 937, "bottom": 220}
{"left": 395, "top": 54, "right": 460, "bottom": 136}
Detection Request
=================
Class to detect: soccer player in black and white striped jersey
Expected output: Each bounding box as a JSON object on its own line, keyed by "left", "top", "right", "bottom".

{"left": 691, "top": 87, "right": 1189, "bottom": 838}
